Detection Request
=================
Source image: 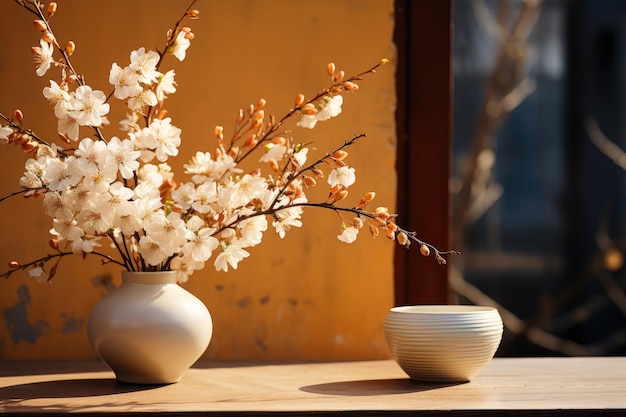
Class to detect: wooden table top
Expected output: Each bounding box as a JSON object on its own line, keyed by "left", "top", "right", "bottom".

{"left": 1, "top": 357, "right": 625, "bottom": 416}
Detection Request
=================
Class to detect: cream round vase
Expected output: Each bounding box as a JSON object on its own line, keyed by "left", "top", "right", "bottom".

{"left": 87, "top": 271, "right": 212, "bottom": 384}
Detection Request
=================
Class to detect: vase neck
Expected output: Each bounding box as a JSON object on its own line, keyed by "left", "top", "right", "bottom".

{"left": 122, "top": 271, "right": 178, "bottom": 285}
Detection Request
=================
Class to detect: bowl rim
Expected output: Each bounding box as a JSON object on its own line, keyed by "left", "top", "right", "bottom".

{"left": 389, "top": 305, "right": 497, "bottom": 314}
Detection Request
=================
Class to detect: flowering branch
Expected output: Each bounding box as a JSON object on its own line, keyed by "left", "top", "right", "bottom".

{"left": 15, "top": 0, "right": 108, "bottom": 143}
{"left": 2, "top": 246, "right": 125, "bottom": 281}
{"left": 268, "top": 132, "right": 367, "bottom": 211}
{"left": 0, "top": 111, "right": 68, "bottom": 156}
{"left": 228, "top": 59, "right": 388, "bottom": 166}
{"left": 0, "top": 1, "right": 456, "bottom": 283}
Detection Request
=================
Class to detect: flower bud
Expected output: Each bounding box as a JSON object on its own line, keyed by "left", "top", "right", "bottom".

{"left": 253, "top": 109, "right": 264, "bottom": 122}
{"left": 33, "top": 19, "right": 47, "bottom": 32}
{"left": 251, "top": 118, "right": 262, "bottom": 130}
{"left": 65, "top": 40, "right": 75, "bottom": 56}
{"left": 354, "top": 192, "right": 375, "bottom": 209}
{"left": 14, "top": 109, "right": 24, "bottom": 123}
{"left": 363, "top": 192, "right": 376, "bottom": 202}
{"left": 157, "top": 109, "right": 168, "bottom": 120}
{"left": 397, "top": 232, "right": 410, "bottom": 248}
{"left": 42, "top": 31, "right": 55, "bottom": 44}
{"left": 47, "top": 2, "right": 57, "bottom": 17}
{"left": 49, "top": 239, "right": 59, "bottom": 250}
{"left": 343, "top": 81, "right": 359, "bottom": 91}
{"left": 244, "top": 134, "right": 258, "bottom": 148}
{"left": 269, "top": 159, "right": 280, "bottom": 171}
{"left": 420, "top": 244, "right": 431, "bottom": 257}
{"left": 273, "top": 136, "right": 286, "bottom": 145}
{"left": 255, "top": 98, "right": 266, "bottom": 111}
{"left": 369, "top": 224, "right": 379, "bottom": 238}
{"left": 9, "top": 261, "right": 20, "bottom": 269}
{"left": 373, "top": 206, "right": 390, "bottom": 221}
{"left": 295, "top": 93, "right": 305, "bottom": 107}
{"left": 331, "top": 150, "right": 348, "bottom": 160}
{"left": 22, "top": 140, "right": 38, "bottom": 152}
{"left": 214, "top": 125, "right": 224, "bottom": 140}
{"left": 312, "top": 167, "right": 324, "bottom": 178}
{"left": 327, "top": 62, "right": 336, "bottom": 77}
{"left": 335, "top": 189, "right": 348, "bottom": 202}
{"left": 333, "top": 70, "right": 345, "bottom": 83}
{"left": 187, "top": 9, "right": 200, "bottom": 19}
{"left": 326, "top": 189, "right": 348, "bottom": 204}
{"left": 329, "top": 184, "right": 346, "bottom": 195}
{"left": 330, "top": 86, "right": 343, "bottom": 95}
{"left": 324, "top": 156, "right": 346, "bottom": 169}
{"left": 11, "top": 132, "right": 25, "bottom": 145}
{"left": 302, "top": 103, "right": 316, "bottom": 115}
{"left": 302, "top": 176, "right": 316, "bottom": 187}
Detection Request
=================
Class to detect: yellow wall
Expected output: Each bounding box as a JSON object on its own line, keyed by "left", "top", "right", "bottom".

{"left": 0, "top": 0, "right": 397, "bottom": 361}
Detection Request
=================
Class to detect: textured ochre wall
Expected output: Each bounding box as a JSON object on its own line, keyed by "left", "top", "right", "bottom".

{"left": 0, "top": 0, "right": 396, "bottom": 361}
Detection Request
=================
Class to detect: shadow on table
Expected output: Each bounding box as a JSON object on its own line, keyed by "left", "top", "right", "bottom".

{"left": 300, "top": 378, "right": 464, "bottom": 396}
{"left": 0, "top": 377, "right": 162, "bottom": 401}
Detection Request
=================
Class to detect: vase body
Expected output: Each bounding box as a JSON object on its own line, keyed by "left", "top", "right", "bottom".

{"left": 87, "top": 271, "right": 212, "bottom": 384}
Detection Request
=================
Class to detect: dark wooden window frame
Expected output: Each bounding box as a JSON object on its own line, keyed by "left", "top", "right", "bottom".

{"left": 394, "top": 0, "right": 452, "bottom": 305}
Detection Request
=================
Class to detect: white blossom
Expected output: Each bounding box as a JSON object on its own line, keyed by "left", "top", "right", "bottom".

{"left": 0, "top": 125, "right": 11, "bottom": 144}
{"left": 296, "top": 114, "right": 317, "bottom": 129}
{"left": 337, "top": 226, "right": 359, "bottom": 243}
{"left": 28, "top": 266, "right": 48, "bottom": 283}
{"left": 106, "top": 137, "right": 141, "bottom": 179}
{"left": 238, "top": 215, "right": 268, "bottom": 247}
{"left": 70, "top": 85, "right": 110, "bottom": 127}
{"left": 156, "top": 70, "right": 176, "bottom": 101}
{"left": 33, "top": 39, "right": 54, "bottom": 77}
{"left": 127, "top": 89, "right": 157, "bottom": 112}
{"left": 328, "top": 166, "right": 356, "bottom": 188}
{"left": 296, "top": 95, "right": 343, "bottom": 129}
{"left": 272, "top": 205, "right": 304, "bottom": 239}
{"left": 75, "top": 138, "right": 108, "bottom": 174}
{"left": 182, "top": 227, "right": 219, "bottom": 262}
{"left": 214, "top": 241, "right": 250, "bottom": 272}
{"left": 139, "top": 235, "right": 169, "bottom": 266}
{"left": 129, "top": 47, "right": 160, "bottom": 84}
{"left": 109, "top": 63, "right": 142, "bottom": 100}
{"left": 259, "top": 143, "right": 287, "bottom": 163}
{"left": 172, "top": 31, "right": 191, "bottom": 61}
{"left": 43, "top": 156, "right": 83, "bottom": 192}
{"left": 316, "top": 95, "right": 343, "bottom": 121}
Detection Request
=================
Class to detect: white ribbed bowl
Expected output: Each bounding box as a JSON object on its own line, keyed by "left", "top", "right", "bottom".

{"left": 384, "top": 305, "right": 503, "bottom": 382}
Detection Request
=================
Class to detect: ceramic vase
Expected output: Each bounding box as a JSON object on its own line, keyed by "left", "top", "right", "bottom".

{"left": 87, "top": 271, "right": 212, "bottom": 384}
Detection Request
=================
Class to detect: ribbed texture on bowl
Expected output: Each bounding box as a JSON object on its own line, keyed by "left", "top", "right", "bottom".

{"left": 384, "top": 305, "right": 503, "bottom": 382}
